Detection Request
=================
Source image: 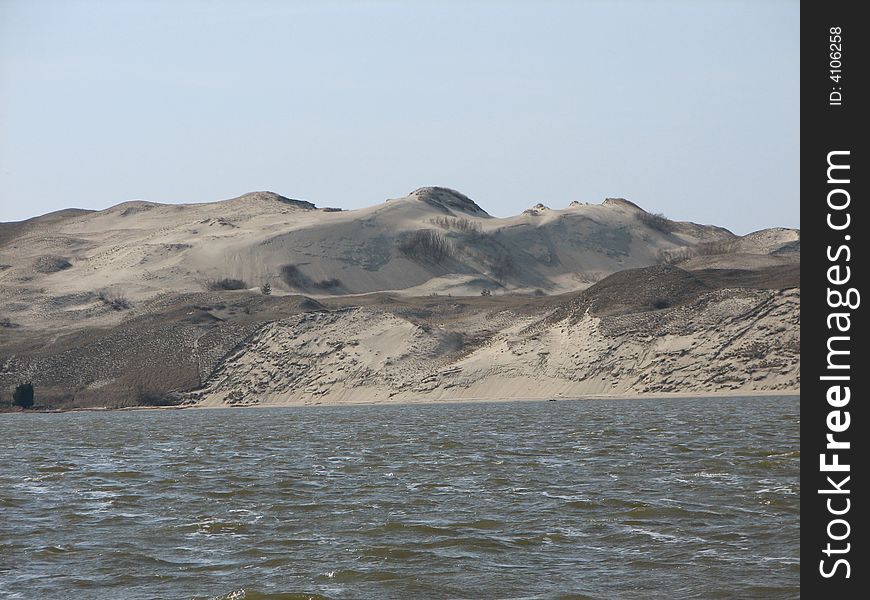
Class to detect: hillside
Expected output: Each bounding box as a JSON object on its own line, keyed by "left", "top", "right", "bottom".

{"left": 0, "top": 189, "right": 799, "bottom": 408}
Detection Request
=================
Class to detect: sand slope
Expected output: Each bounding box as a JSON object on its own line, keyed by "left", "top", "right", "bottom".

{"left": 188, "top": 269, "right": 799, "bottom": 407}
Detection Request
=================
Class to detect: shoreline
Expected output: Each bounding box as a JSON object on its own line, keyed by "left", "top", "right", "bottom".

{"left": 0, "top": 388, "right": 800, "bottom": 414}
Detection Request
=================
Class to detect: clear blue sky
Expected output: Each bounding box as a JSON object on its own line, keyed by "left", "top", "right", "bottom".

{"left": 1, "top": 0, "right": 798, "bottom": 234}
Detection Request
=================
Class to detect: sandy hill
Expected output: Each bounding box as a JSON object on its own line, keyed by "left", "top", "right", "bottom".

{"left": 0, "top": 187, "right": 799, "bottom": 409}
{"left": 1, "top": 187, "right": 765, "bottom": 316}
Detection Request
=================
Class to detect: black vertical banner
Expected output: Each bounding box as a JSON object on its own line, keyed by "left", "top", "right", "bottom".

{"left": 802, "top": 1, "right": 867, "bottom": 596}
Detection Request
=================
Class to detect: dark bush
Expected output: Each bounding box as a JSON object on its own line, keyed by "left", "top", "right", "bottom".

{"left": 13, "top": 383, "right": 34, "bottom": 409}
{"left": 280, "top": 265, "right": 342, "bottom": 291}
{"left": 398, "top": 230, "right": 452, "bottom": 262}
{"left": 695, "top": 240, "right": 738, "bottom": 256}
{"left": 636, "top": 212, "right": 676, "bottom": 234}
{"left": 657, "top": 240, "right": 738, "bottom": 265}
{"left": 431, "top": 216, "right": 482, "bottom": 235}
{"left": 207, "top": 278, "right": 248, "bottom": 291}
{"left": 98, "top": 290, "right": 132, "bottom": 310}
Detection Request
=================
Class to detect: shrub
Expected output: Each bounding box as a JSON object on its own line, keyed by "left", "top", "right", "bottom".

{"left": 98, "top": 290, "right": 132, "bottom": 310}
{"left": 695, "top": 240, "right": 738, "bottom": 256}
{"left": 657, "top": 240, "right": 739, "bottom": 265}
{"left": 207, "top": 278, "right": 248, "bottom": 291}
{"left": 12, "top": 383, "right": 34, "bottom": 409}
{"left": 279, "top": 265, "right": 342, "bottom": 291}
{"left": 431, "top": 216, "right": 482, "bottom": 235}
{"left": 398, "top": 230, "right": 452, "bottom": 262}
{"left": 261, "top": 282, "right": 272, "bottom": 295}
{"left": 636, "top": 212, "right": 676, "bottom": 234}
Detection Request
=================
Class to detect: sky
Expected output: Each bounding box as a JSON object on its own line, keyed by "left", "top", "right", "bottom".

{"left": 0, "top": 0, "right": 799, "bottom": 234}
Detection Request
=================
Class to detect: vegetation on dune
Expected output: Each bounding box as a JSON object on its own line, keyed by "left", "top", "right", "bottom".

{"left": 635, "top": 211, "right": 676, "bottom": 234}
{"left": 658, "top": 240, "right": 739, "bottom": 265}
{"left": 397, "top": 230, "right": 452, "bottom": 262}
{"left": 280, "top": 264, "right": 342, "bottom": 292}
{"left": 431, "top": 216, "right": 483, "bottom": 236}
{"left": 34, "top": 256, "right": 73, "bottom": 274}
{"left": 206, "top": 278, "right": 248, "bottom": 291}
{"left": 98, "top": 290, "right": 133, "bottom": 310}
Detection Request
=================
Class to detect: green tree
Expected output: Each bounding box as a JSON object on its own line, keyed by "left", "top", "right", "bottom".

{"left": 12, "top": 383, "right": 34, "bottom": 409}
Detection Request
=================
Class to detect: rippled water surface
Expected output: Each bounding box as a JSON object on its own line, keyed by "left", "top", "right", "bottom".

{"left": 0, "top": 397, "right": 799, "bottom": 599}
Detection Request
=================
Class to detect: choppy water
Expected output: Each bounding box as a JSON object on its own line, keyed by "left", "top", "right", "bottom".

{"left": 0, "top": 397, "right": 799, "bottom": 599}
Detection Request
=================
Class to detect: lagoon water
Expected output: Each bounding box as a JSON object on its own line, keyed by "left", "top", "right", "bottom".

{"left": 0, "top": 397, "right": 799, "bottom": 599}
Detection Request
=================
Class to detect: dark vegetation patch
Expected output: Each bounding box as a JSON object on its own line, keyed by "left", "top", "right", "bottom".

{"left": 635, "top": 211, "right": 676, "bottom": 234}
{"left": 693, "top": 264, "right": 800, "bottom": 290}
{"left": 771, "top": 240, "right": 801, "bottom": 255}
{"left": 658, "top": 240, "right": 738, "bottom": 264}
{"left": 431, "top": 216, "right": 483, "bottom": 236}
{"left": 134, "top": 386, "right": 183, "bottom": 407}
{"left": 34, "top": 255, "right": 72, "bottom": 273}
{"left": 482, "top": 247, "right": 515, "bottom": 280}
{"left": 573, "top": 263, "right": 800, "bottom": 319}
{"left": 207, "top": 278, "right": 248, "bottom": 291}
{"left": 12, "top": 383, "right": 34, "bottom": 408}
{"left": 98, "top": 290, "right": 132, "bottom": 310}
{"left": 0, "top": 290, "right": 340, "bottom": 410}
{"left": 397, "top": 230, "right": 452, "bottom": 262}
{"left": 280, "top": 264, "right": 342, "bottom": 292}
{"left": 578, "top": 265, "right": 710, "bottom": 316}
{"left": 449, "top": 231, "right": 517, "bottom": 281}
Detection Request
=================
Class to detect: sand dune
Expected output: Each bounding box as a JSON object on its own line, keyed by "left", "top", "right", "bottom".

{"left": 0, "top": 188, "right": 799, "bottom": 408}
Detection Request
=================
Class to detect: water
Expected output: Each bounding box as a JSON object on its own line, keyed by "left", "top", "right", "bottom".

{"left": 0, "top": 397, "right": 799, "bottom": 599}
